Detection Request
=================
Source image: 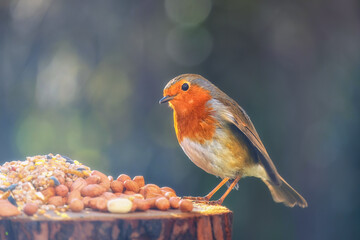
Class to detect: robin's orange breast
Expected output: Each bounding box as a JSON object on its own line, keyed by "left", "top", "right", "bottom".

{"left": 173, "top": 103, "right": 217, "bottom": 144}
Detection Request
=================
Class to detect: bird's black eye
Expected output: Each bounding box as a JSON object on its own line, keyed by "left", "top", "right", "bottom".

{"left": 181, "top": 83, "right": 189, "bottom": 91}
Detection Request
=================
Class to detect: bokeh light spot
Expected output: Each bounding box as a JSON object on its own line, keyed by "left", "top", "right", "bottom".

{"left": 86, "top": 63, "right": 133, "bottom": 141}
{"left": 165, "top": 0, "right": 212, "bottom": 27}
{"left": 10, "top": 0, "right": 51, "bottom": 34}
{"left": 36, "top": 44, "right": 87, "bottom": 108}
{"left": 15, "top": 111, "right": 109, "bottom": 171}
{"left": 166, "top": 27, "right": 213, "bottom": 66}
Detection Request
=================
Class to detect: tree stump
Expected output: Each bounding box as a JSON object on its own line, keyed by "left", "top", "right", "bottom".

{"left": 0, "top": 204, "right": 232, "bottom": 240}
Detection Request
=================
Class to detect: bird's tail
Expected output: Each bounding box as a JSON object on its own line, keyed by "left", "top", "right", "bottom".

{"left": 263, "top": 175, "right": 308, "bottom": 208}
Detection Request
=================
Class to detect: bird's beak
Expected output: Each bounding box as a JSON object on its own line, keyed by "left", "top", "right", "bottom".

{"left": 159, "top": 95, "right": 175, "bottom": 104}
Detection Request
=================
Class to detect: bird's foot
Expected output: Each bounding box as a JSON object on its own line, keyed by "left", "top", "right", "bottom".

{"left": 183, "top": 196, "right": 209, "bottom": 201}
{"left": 183, "top": 197, "right": 223, "bottom": 205}
{"left": 205, "top": 199, "right": 223, "bottom": 205}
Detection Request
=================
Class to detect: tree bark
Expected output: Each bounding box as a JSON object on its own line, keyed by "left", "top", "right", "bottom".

{"left": 0, "top": 208, "right": 233, "bottom": 240}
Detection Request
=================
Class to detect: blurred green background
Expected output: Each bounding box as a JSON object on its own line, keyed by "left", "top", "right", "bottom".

{"left": 0, "top": 0, "right": 359, "bottom": 239}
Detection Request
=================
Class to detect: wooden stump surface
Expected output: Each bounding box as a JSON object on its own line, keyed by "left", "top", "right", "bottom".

{"left": 0, "top": 203, "right": 232, "bottom": 240}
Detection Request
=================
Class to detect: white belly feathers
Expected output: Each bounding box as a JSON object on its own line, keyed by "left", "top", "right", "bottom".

{"left": 179, "top": 128, "right": 269, "bottom": 180}
{"left": 180, "top": 129, "right": 239, "bottom": 178}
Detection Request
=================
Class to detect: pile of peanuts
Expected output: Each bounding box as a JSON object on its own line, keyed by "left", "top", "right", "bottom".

{"left": 0, "top": 154, "right": 193, "bottom": 217}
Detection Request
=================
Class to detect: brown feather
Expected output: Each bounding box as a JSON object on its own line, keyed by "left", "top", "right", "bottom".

{"left": 217, "top": 97, "right": 282, "bottom": 185}
{"left": 263, "top": 176, "right": 308, "bottom": 208}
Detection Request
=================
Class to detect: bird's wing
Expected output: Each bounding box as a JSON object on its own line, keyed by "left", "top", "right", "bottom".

{"left": 218, "top": 98, "right": 281, "bottom": 185}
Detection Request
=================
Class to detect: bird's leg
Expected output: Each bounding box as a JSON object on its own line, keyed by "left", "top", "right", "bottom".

{"left": 207, "top": 175, "right": 242, "bottom": 205}
{"left": 183, "top": 177, "right": 229, "bottom": 201}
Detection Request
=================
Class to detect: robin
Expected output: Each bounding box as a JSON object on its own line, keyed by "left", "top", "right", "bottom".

{"left": 159, "top": 74, "right": 307, "bottom": 207}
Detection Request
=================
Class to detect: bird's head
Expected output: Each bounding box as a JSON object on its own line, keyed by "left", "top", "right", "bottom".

{"left": 159, "top": 74, "right": 219, "bottom": 115}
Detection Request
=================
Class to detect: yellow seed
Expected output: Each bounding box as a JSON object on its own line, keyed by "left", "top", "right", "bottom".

{"left": 22, "top": 176, "right": 33, "bottom": 182}
{"left": 38, "top": 209, "right": 46, "bottom": 215}
{"left": 3, "top": 182, "right": 11, "bottom": 187}
{"left": 60, "top": 213, "right": 69, "bottom": 218}
{"left": 35, "top": 192, "right": 45, "bottom": 201}
{"left": 0, "top": 191, "right": 10, "bottom": 199}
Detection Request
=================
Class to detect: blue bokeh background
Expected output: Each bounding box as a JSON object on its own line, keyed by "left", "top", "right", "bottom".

{"left": 0, "top": 0, "right": 359, "bottom": 239}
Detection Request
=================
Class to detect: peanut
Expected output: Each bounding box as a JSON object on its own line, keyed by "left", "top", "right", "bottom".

{"left": 143, "top": 184, "right": 162, "bottom": 199}
{"left": 70, "top": 178, "right": 87, "bottom": 192}
{"left": 164, "top": 191, "right": 176, "bottom": 199}
{"left": 55, "top": 175, "right": 65, "bottom": 185}
{"left": 101, "top": 192, "right": 117, "bottom": 200}
{"left": 155, "top": 197, "right": 170, "bottom": 211}
{"left": 110, "top": 180, "right": 124, "bottom": 193}
{"left": 41, "top": 187, "right": 55, "bottom": 200}
{"left": 114, "top": 192, "right": 123, "bottom": 197}
{"left": 55, "top": 185, "right": 69, "bottom": 197}
{"left": 67, "top": 190, "right": 82, "bottom": 204}
{"left": 107, "top": 198, "right": 132, "bottom": 213}
{"left": 85, "top": 175, "right": 101, "bottom": 185}
{"left": 69, "top": 199, "right": 84, "bottom": 212}
{"left": 65, "top": 179, "right": 73, "bottom": 189}
{"left": 145, "top": 197, "right": 158, "bottom": 209}
{"left": 82, "top": 196, "right": 91, "bottom": 208}
{"left": 91, "top": 170, "right": 110, "bottom": 191}
{"left": 88, "top": 197, "right": 108, "bottom": 211}
{"left": 108, "top": 175, "right": 114, "bottom": 182}
{"left": 132, "top": 194, "right": 144, "bottom": 199}
{"left": 117, "top": 174, "right": 131, "bottom": 182}
{"left": 88, "top": 198, "right": 98, "bottom": 209}
{"left": 124, "top": 190, "right": 136, "bottom": 195}
{"left": 139, "top": 187, "right": 145, "bottom": 196}
{"left": 24, "top": 203, "right": 39, "bottom": 216}
{"left": 130, "top": 201, "right": 137, "bottom": 212}
{"left": 133, "top": 199, "right": 150, "bottom": 211}
{"left": 161, "top": 187, "right": 176, "bottom": 195}
{"left": 133, "top": 176, "right": 145, "bottom": 188}
{"left": 96, "top": 198, "right": 108, "bottom": 211}
{"left": 48, "top": 196, "right": 64, "bottom": 207}
{"left": 124, "top": 180, "right": 140, "bottom": 193}
{"left": 169, "top": 197, "right": 181, "bottom": 209}
{"left": 81, "top": 184, "right": 106, "bottom": 197}
{"left": 0, "top": 200, "right": 21, "bottom": 217}
{"left": 179, "top": 199, "right": 193, "bottom": 212}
